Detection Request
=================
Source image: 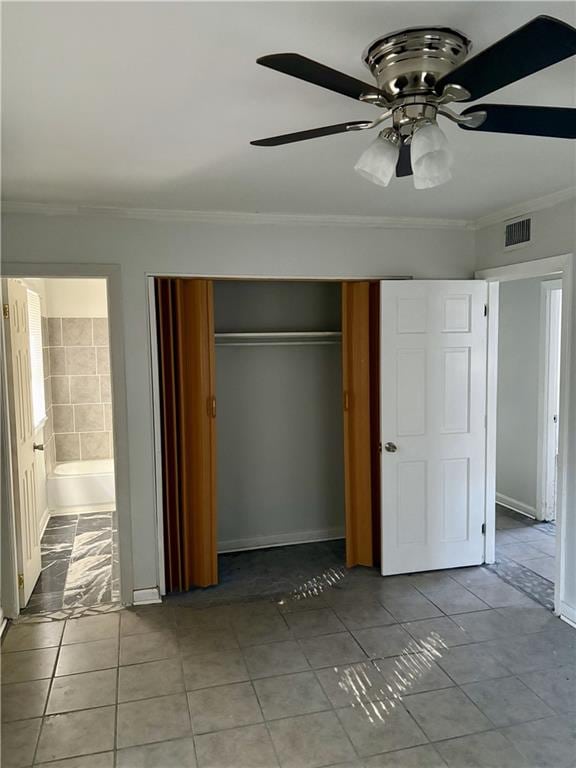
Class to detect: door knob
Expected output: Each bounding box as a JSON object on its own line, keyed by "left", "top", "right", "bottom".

{"left": 384, "top": 442, "right": 397, "bottom": 453}
{"left": 33, "top": 443, "right": 44, "bottom": 451}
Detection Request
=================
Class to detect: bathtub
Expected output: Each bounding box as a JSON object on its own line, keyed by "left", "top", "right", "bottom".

{"left": 47, "top": 459, "right": 115, "bottom": 511}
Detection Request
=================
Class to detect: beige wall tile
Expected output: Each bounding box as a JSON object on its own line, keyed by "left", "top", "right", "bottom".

{"left": 52, "top": 405, "right": 74, "bottom": 434}
{"left": 75, "top": 404, "right": 104, "bottom": 432}
{"left": 100, "top": 375, "right": 111, "bottom": 403}
{"left": 62, "top": 318, "right": 92, "bottom": 346}
{"left": 104, "top": 403, "right": 113, "bottom": 431}
{"left": 66, "top": 347, "right": 96, "bottom": 375}
{"left": 93, "top": 318, "right": 109, "bottom": 346}
{"left": 49, "top": 347, "right": 66, "bottom": 375}
{"left": 44, "top": 408, "right": 53, "bottom": 442}
{"left": 96, "top": 347, "right": 110, "bottom": 374}
{"left": 44, "top": 377, "right": 52, "bottom": 408}
{"left": 43, "top": 346, "right": 50, "bottom": 373}
{"left": 70, "top": 376, "right": 100, "bottom": 404}
{"left": 80, "top": 432, "right": 111, "bottom": 460}
{"left": 51, "top": 376, "right": 70, "bottom": 404}
{"left": 48, "top": 318, "right": 62, "bottom": 346}
{"left": 55, "top": 433, "right": 80, "bottom": 462}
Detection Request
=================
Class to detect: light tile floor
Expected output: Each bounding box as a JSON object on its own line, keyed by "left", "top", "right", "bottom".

{"left": 2, "top": 561, "right": 575, "bottom": 767}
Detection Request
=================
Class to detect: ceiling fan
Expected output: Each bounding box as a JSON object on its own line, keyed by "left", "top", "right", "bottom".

{"left": 250, "top": 16, "right": 576, "bottom": 189}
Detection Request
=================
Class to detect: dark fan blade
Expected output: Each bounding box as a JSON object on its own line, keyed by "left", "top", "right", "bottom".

{"left": 257, "top": 53, "right": 385, "bottom": 102}
{"left": 460, "top": 104, "right": 576, "bottom": 138}
{"left": 436, "top": 16, "right": 576, "bottom": 101}
{"left": 251, "top": 121, "right": 370, "bottom": 146}
{"left": 396, "top": 143, "right": 413, "bottom": 177}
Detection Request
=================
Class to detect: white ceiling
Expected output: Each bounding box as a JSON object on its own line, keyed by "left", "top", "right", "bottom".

{"left": 2, "top": 1, "right": 576, "bottom": 220}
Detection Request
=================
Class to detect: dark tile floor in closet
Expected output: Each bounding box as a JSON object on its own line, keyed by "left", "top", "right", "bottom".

{"left": 24, "top": 511, "right": 119, "bottom": 614}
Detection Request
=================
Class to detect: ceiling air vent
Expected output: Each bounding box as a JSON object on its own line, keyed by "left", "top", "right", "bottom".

{"left": 504, "top": 217, "right": 532, "bottom": 249}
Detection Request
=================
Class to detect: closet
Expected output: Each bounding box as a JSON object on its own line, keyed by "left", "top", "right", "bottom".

{"left": 155, "top": 278, "right": 378, "bottom": 593}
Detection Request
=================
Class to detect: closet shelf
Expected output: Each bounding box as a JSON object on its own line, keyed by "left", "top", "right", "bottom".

{"left": 215, "top": 331, "right": 342, "bottom": 347}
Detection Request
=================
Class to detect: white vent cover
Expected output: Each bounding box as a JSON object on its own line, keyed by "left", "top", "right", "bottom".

{"left": 505, "top": 217, "right": 532, "bottom": 249}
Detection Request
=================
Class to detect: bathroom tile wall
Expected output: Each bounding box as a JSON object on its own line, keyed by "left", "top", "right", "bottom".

{"left": 41, "top": 315, "right": 55, "bottom": 473}
{"left": 46, "top": 317, "right": 114, "bottom": 463}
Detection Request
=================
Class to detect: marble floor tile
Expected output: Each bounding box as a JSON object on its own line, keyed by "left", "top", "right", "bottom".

{"left": 46, "top": 668, "right": 117, "bottom": 713}
{"left": 462, "top": 675, "right": 555, "bottom": 726}
{"left": 116, "top": 693, "right": 192, "bottom": 749}
{"left": 117, "top": 738, "right": 197, "bottom": 768}
{"left": 183, "top": 648, "right": 248, "bottom": 690}
{"left": 0, "top": 620, "right": 63, "bottom": 652}
{"left": 1, "top": 646, "right": 58, "bottom": 683}
{"left": 284, "top": 608, "right": 345, "bottom": 638}
{"left": 403, "top": 687, "right": 492, "bottom": 741}
{"left": 254, "top": 671, "right": 330, "bottom": 720}
{"left": 188, "top": 681, "right": 263, "bottom": 734}
{"left": 0, "top": 716, "right": 41, "bottom": 768}
{"left": 315, "top": 661, "right": 387, "bottom": 708}
{"left": 435, "top": 730, "right": 527, "bottom": 768}
{"left": 1, "top": 678, "right": 51, "bottom": 722}
{"left": 56, "top": 637, "right": 119, "bottom": 676}
{"left": 364, "top": 744, "right": 448, "bottom": 767}
{"left": 195, "top": 724, "right": 278, "bottom": 768}
{"left": 62, "top": 613, "right": 119, "bottom": 644}
{"left": 337, "top": 702, "right": 427, "bottom": 758}
{"left": 35, "top": 754, "right": 114, "bottom": 768}
{"left": 435, "top": 643, "right": 511, "bottom": 684}
{"left": 502, "top": 715, "right": 576, "bottom": 768}
{"left": 353, "top": 625, "right": 420, "bottom": 659}
{"left": 520, "top": 665, "right": 576, "bottom": 713}
{"left": 373, "top": 653, "right": 454, "bottom": 697}
{"left": 243, "top": 639, "right": 310, "bottom": 679}
{"left": 119, "top": 657, "right": 185, "bottom": 702}
{"left": 36, "top": 705, "right": 115, "bottom": 763}
{"left": 120, "top": 629, "right": 179, "bottom": 665}
{"left": 268, "top": 710, "right": 356, "bottom": 768}
{"left": 299, "top": 631, "right": 367, "bottom": 668}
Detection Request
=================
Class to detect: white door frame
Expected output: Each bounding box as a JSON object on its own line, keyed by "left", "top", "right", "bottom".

{"left": 1, "top": 262, "right": 134, "bottom": 612}
{"left": 537, "top": 279, "right": 562, "bottom": 522}
{"left": 475, "top": 253, "right": 573, "bottom": 618}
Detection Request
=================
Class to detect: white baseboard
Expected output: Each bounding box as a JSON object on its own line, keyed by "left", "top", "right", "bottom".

{"left": 39, "top": 506, "right": 50, "bottom": 538}
{"left": 559, "top": 601, "right": 576, "bottom": 628}
{"left": 496, "top": 493, "right": 537, "bottom": 519}
{"left": 49, "top": 503, "right": 115, "bottom": 516}
{"left": 133, "top": 588, "right": 161, "bottom": 605}
{"left": 218, "top": 527, "right": 345, "bottom": 554}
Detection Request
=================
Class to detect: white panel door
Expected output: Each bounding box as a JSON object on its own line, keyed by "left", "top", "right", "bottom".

{"left": 4, "top": 279, "right": 42, "bottom": 605}
{"left": 380, "top": 281, "right": 487, "bottom": 575}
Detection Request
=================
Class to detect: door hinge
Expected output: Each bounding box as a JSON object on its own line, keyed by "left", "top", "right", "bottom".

{"left": 483, "top": 304, "right": 488, "bottom": 317}
{"left": 3, "top": 304, "right": 9, "bottom": 320}
{"left": 481, "top": 523, "right": 486, "bottom": 535}
{"left": 18, "top": 573, "right": 24, "bottom": 588}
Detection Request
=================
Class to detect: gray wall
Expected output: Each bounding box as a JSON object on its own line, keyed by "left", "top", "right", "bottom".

{"left": 214, "top": 282, "right": 344, "bottom": 550}
{"left": 3, "top": 211, "right": 475, "bottom": 595}
{"left": 496, "top": 278, "right": 542, "bottom": 513}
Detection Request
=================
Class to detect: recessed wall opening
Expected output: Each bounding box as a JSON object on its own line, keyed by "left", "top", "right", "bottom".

{"left": 2, "top": 277, "right": 120, "bottom": 614}
{"left": 153, "top": 277, "right": 379, "bottom": 604}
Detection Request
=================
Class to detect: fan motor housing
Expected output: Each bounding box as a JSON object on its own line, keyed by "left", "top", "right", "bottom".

{"left": 363, "top": 26, "right": 471, "bottom": 98}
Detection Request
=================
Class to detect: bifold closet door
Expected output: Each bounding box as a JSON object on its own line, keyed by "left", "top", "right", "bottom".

{"left": 342, "top": 281, "right": 375, "bottom": 568}
{"left": 155, "top": 278, "right": 217, "bottom": 591}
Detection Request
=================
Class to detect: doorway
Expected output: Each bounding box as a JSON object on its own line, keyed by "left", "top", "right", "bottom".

{"left": 493, "top": 275, "right": 561, "bottom": 599}
{"left": 2, "top": 277, "right": 120, "bottom": 614}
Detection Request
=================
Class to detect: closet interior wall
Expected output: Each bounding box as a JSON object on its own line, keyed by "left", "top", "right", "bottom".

{"left": 213, "top": 281, "right": 345, "bottom": 553}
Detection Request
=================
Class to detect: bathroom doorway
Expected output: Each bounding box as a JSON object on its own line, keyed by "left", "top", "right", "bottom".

{"left": 2, "top": 277, "right": 119, "bottom": 614}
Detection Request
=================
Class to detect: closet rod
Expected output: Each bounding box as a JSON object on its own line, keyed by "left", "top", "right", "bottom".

{"left": 215, "top": 331, "right": 342, "bottom": 347}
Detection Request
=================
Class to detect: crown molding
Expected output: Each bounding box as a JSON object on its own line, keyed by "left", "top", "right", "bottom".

{"left": 473, "top": 187, "right": 576, "bottom": 230}
{"left": 1, "top": 201, "right": 472, "bottom": 231}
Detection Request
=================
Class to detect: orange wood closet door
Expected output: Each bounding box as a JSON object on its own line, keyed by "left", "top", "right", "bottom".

{"left": 156, "top": 277, "right": 218, "bottom": 591}
{"left": 342, "top": 281, "right": 375, "bottom": 568}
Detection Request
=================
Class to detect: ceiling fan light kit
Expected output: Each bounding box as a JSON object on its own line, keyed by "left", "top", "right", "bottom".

{"left": 251, "top": 15, "right": 576, "bottom": 191}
